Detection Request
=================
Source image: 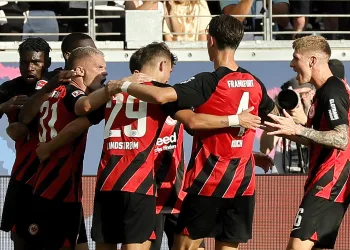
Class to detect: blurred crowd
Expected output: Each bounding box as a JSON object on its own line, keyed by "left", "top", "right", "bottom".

{"left": 1, "top": 0, "right": 350, "bottom": 42}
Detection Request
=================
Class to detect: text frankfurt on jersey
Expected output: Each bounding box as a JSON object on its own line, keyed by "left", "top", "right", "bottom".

{"left": 227, "top": 80, "right": 254, "bottom": 88}
{"left": 154, "top": 132, "right": 177, "bottom": 153}
{"left": 107, "top": 142, "right": 139, "bottom": 150}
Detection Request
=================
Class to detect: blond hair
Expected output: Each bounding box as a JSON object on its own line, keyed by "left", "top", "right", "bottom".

{"left": 67, "top": 46, "right": 104, "bottom": 69}
{"left": 292, "top": 35, "right": 331, "bottom": 59}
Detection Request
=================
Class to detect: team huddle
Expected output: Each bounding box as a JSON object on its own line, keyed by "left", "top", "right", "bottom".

{"left": 0, "top": 14, "right": 349, "bottom": 250}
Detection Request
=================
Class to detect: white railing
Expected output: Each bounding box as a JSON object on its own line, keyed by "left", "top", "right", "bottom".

{"left": 1, "top": 0, "right": 350, "bottom": 42}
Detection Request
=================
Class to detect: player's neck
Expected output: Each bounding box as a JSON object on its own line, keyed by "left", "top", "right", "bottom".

{"left": 70, "top": 79, "right": 88, "bottom": 93}
{"left": 213, "top": 50, "right": 239, "bottom": 71}
{"left": 310, "top": 67, "right": 333, "bottom": 89}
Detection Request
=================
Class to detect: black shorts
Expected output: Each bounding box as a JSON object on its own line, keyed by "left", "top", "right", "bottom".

{"left": 176, "top": 194, "right": 255, "bottom": 243}
{"left": 16, "top": 195, "right": 82, "bottom": 249}
{"left": 290, "top": 195, "right": 349, "bottom": 249}
{"left": 0, "top": 179, "right": 33, "bottom": 232}
{"left": 91, "top": 191, "right": 156, "bottom": 244}
{"left": 151, "top": 213, "right": 205, "bottom": 250}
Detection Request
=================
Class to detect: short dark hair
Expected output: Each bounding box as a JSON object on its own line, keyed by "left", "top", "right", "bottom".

{"left": 136, "top": 42, "right": 177, "bottom": 70}
{"left": 129, "top": 48, "right": 143, "bottom": 73}
{"left": 208, "top": 14, "right": 244, "bottom": 51}
{"left": 329, "top": 59, "right": 345, "bottom": 79}
{"left": 18, "top": 37, "right": 51, "bottom": 57}
{"left": 61, "top": 33, "right": 94, "bottom": 54}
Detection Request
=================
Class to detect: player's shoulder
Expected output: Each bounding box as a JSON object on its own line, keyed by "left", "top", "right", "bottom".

{"left": 322, "top": 76, "right": 348, "bottom": 96}
{"left": 236, "top": 67, "right": 265, "bottom": 85}
{"left": 0, "top": 76, "right": 24, "bottom": 89}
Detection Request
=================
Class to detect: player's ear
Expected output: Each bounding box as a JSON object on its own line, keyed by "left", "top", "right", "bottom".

{"left": 45, "top": 56, "right": 51, "bottom": 69}
{"left": 209, "top": 35, "right": 215, "bottom": 47}
{"left": 63, "top": 52, "right": 71, "bottom": 61}
{"left": 309, "top": 56, "right": 317, "bottom": 68}
{"left": 75, "top": 66, "right": 84, "bottom": 77}
{"left": 133, "top": 70, "right": 140, "bottom": 73}
{"left": 159, "top": 60, "right": 165, "bottom": 72}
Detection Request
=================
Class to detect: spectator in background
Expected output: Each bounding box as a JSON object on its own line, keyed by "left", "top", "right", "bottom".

{"left": 0, "top": 1, "right": 28, "bottom": 41}
{"left": 63, "top": 1, "right": 125, "bottom": 41}
{"left": 289, "top": 0, "right": 311, "bottom": 39}
{"left": 260, "top": 79, "right": 315, "bottom": 174}
{"left": 260, "top": 59, "right": 346, "bottom": 174}
{"left": 162, "top": 0, "right": 211, "bottom": 41}
{"left": 23, "top": 2, "right": 69, "bottom": 41}
{"left": 220, "top": 0, "right": 291, "bottom": 40}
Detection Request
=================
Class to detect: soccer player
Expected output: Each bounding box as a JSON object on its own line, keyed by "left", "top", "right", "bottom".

{"left": 15, "top": 47, "right": 108, "bottom": 250}
{"left": 0, "top": 38, "right": 53, "bottom": 249}
{"left": 106, "top": 15, "right": 279, "bottom": 250}
{"left": 264, "top": 35, "right": 350, "bottom": 250}
{"left": 128, "top": 49, "right": 205, "bottom": 250}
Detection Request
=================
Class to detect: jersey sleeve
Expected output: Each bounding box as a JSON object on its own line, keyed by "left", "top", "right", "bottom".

{"left": 253, "top": 76, "right": 276, "bottom": 117}
{"left": 63, "top": 85, "right": 87, "bottom": 113}
{"left": 151, "top": 81, "right": 190, "bottom": 117}
{"left": 87, "top": 105, "right": 105, "bottom": 125}
{"left": 171, "top": 72, "right": 218, "bottom": 109}
{"left": 321, "top": 80, "right": 349, "bottom": 129}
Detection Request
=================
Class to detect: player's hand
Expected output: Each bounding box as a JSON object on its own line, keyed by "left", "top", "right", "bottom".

{"left": 265, "top": 109, "right": 302, "bottom": 136}
{"left": 43, "top": 70, "right": 77, "bottom": 92}
{"left": 0, "top": 95, "right": 28, "bottom": 113}
{"left": 289, "top": 102, "right": 307, "bottom": 125}
{"left": 36, "top": 142, "right": 51, "bottom": 162}
{"left": 238, "top": 107, "right": 261, "bottom": 130}
{"left": 253, "top": 152, "right": 274, "bottom": 173}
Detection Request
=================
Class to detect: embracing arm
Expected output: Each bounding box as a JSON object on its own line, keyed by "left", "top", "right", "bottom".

{"left": 173, "top": 106, "right": 260, "bottom": 131}
{"left": 74, "top": 86, "right": 109, "bottom": 115}
{"left": 36, "top": 117, "right": 92, "bottom": 161}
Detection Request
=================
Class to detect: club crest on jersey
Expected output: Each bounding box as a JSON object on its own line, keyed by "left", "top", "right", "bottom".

{"left": 35, "top": 80, "right": 47, "bottom": 90}
{"left": 165, "top": 116, "right": 177, "bottom": 126}
{"left": 308, "top": 104, "right": 315, "bottom": 118}
{"left": 72, "top": 90, "right": 85, "bottom": 97}
{"left": 28, "top": 224, "right": 39, "bottom": 235}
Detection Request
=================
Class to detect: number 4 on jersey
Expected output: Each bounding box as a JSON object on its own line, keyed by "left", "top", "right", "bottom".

{"left": 236, "top": 92, "right": 249, "bottom": 136}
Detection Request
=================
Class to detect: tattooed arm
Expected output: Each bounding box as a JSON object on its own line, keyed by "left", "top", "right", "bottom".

{"left": 296, "top": 124, "right": 349, "bottom": 150}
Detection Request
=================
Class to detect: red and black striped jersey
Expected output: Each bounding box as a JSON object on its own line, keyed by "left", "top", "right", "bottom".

{"left": 0, "top": 77, "right": 51, "bottom": 185}
{"left": 154, "top": 117, "right": 186, "bottom": 214}
{"left": 305, "top": 76, "right": 350, "bottom": 203}
{"left": 172, "top": 67, "right": 275, "bottom": 198}
{"left": 33, "top": 84, "right": 100, "bottom": 202}
{"left": 95, "top": 82, "right": 178, "bottom": 196}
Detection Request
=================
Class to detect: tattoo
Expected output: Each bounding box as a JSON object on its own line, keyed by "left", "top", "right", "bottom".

{"left": 220, "top": 119, "right": 229, "bottom": 127}
{"left": 298, "top": 124, "right": 349, "bottom": 150}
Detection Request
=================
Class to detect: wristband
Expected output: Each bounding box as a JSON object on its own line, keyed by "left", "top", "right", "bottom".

{"left": 228, "top": 115, "right": 240, "bottom": 127}
{"left": 121, "top": 81, "right": 132, "bottom": 93}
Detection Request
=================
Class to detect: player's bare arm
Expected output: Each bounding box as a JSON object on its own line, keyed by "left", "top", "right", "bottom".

{"left": 75, "top": 73, "right": 153, "bottom": 115}
{"left": 19, "top": 70, "right": 76, "bottom": 124}
{"left": 174, "top": 106, "right": 261, "bottom": 130}
{"left": 253, "top": 151, "right": 274, "bottom": 173}
{"left": 36, "top": 116, "right": 92, "bottom": 162}
{"left": 298, "top": 124, "right": 348, "bottom": 150}
{"left": 265, "top": 110, "right": 349, "bottom": 150}
{"left": 6, "top": 122, "right": 30, "bottom": 141}
{"left": 74, "top": 85, "right": 109, "bottom": 115}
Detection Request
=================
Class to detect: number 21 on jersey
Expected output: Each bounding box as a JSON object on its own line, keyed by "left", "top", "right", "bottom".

{"left": 104, "top": 94, "right": 148, "bottom": 139}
